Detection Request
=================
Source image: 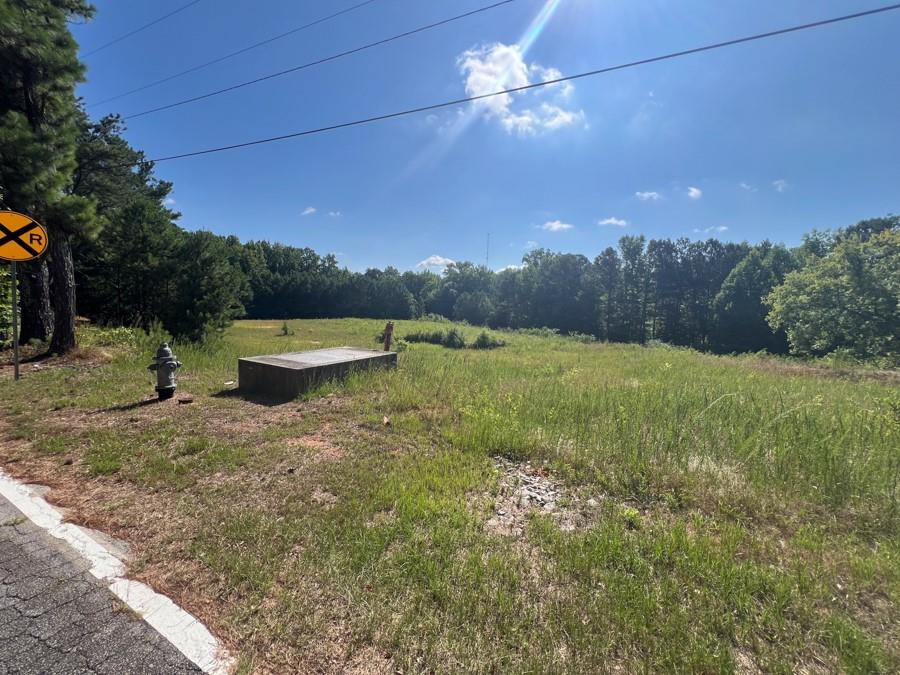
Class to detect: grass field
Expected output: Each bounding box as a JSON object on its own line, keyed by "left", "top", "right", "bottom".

{"left": 1, "top": 319, "right": 898, "bottom": 673}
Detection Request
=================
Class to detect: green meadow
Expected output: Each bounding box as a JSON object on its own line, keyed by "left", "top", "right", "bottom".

{"left": 1, "top": 319, "right": 897, "bottom": 673}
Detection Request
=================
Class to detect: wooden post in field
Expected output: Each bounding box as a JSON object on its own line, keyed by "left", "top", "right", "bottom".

{"left": 383, "top": 321, "right": 394, "bottom": 352}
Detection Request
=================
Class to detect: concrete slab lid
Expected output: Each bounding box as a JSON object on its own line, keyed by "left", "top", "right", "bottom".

{"left": 239, "top": 346, "right": 395, "bottom": 370}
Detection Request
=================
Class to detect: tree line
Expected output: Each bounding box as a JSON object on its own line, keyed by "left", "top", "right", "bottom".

{"left": 1, "top": 1, "right": 897, "bottom": 364}
{"left": 234, "top": 217, "right": 895, "bottom": 362}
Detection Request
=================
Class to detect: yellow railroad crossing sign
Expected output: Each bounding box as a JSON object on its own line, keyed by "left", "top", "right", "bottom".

{"left": 0, "top": 211, "right": 49, "bottom": 262}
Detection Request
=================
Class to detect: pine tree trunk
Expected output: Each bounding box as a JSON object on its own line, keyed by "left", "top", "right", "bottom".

{"left": 18, "top": 259, "right": 53, "bottom": 344}
{"left": 48, "top": 233, "right": 77, "bottom": 354}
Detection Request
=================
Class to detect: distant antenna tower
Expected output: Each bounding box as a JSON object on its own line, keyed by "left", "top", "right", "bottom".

{"left": 485, "top": 232, "right": 491, "bottom": 268}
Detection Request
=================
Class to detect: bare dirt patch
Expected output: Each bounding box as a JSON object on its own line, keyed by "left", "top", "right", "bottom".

{"left": 285, "top": 431, "right": 345, "bottom": 463}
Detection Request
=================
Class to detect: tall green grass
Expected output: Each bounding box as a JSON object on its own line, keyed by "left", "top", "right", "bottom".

{"left": 1, "top": 319, "right": 897, "bottom": 672}
{"left": 339, "top": 328, "right": 898, "bottom": 529}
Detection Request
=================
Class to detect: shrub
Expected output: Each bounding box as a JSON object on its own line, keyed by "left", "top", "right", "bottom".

{"left": 471, "top": 331, "right": 505, "bottom": 350}
{"left": 403, "top": 328, "right": 469, "bottom": 349}
{"left": 419, "top": 313, "right": 450, "bottom": 323}
{"left": 442, "top": 328, "right": 466, "bottom": 349}
{"left": 404, "top": 330, "right": 446, "bottom": 345}
{"left": 78, "top": 326, "right": 142, "bottom": 349}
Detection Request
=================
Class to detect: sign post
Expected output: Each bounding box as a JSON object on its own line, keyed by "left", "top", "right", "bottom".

{"left": 10, "top": 262, "right": 18, "bottom": 380}
{"left": 0, "top": 211, "right": 50, "bottom": 381}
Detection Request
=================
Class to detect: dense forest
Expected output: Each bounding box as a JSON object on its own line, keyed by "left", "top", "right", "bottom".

{"left": 1, "top": 1, "right": 898, "bottom": 364}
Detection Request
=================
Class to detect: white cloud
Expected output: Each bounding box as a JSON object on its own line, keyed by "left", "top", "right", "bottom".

{"left": 531, "top": 64, "right": 575, "bottom": 98}
{"left": 687, "top": 187, "right": 703, "bottom": 200}
{"left": 328, "top": 211, "right": 342, "bottom": 217}
{"left": 457, "top": 43, "right": 585, "bottom": 136}
{"left": 498, "top": 264, "right": 522, "bottom": 272}
{"left": 773, "top": 179, "right": 789, "bottom": 193}
{"left": 539, "top": 220, "right": 574, "bottom": 232}
{"left": 525, "top": 240, "right": 538, "bottom": 250}
{"left": 739, "top": 182, "right": 758, "bottom": 192}
{"left": 164, "top": 197, "right": 176, "bottom": 206}
{"left": 599, "top": 217, "right": 628, "bottom": 227}
{"left": 417, "top": 255, "right": 455, "bottom": 270}
{"left": 498, "top": 100, "right": 582, "bottom": 133}
{"left": 301, "top": 206, "right": 316, "bottom": 216}
{"left": 693, "top": 226, "right": 729, "bottom": 234}
{"left": 635, "top": 191, "right": 661, "bottom": 201}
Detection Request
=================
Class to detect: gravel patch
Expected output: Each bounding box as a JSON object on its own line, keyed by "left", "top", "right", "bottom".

{"left": 485, "top": 457, "right": 595, "bottom": 537}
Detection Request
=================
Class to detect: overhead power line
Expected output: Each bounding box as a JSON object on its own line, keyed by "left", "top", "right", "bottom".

{"left": 82, "top": 0, "right": 203, "bottom": 57}
{"left": 132, "top": 3, "right": 900, "bottom": 166}
{"left": 122, "top": 0, "right": 518, "bottom": 120}
{"left": 89, "top": 0, "right": 384, "bottom": 107}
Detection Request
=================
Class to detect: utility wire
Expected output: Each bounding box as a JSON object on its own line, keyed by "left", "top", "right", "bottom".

{"left": 82, "top": 0, "right": 203, "bottom": 57}
{"left": 89, "top": 0, "right": 385, "bottom": 107}
{"left": 122, "top": 0, "right": 518, "bottom": 120}
{"left": 133, "top": 3, "right": 900, "bottom": 166}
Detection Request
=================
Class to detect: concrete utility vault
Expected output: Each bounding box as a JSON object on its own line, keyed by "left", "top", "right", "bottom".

{"left": 238, "top": 347, "right": 397, "bottom": 399}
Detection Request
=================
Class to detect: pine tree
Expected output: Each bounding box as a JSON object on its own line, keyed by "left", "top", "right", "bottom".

{"left": 0, "top": 0, "right": 95, "bottom": 353}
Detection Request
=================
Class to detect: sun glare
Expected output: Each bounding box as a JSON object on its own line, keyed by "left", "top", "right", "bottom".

{"left": 402, "top": 0, "right": 568, "bottom": 178}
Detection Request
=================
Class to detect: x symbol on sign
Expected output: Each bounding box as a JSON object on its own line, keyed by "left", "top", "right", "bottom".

{"left": 0, "top": 221, "right": 41, "bottom": 257}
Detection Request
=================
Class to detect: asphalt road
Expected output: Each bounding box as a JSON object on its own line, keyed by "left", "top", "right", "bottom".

{"left": 0, "top": 494, "right": 202, "bottom": 675}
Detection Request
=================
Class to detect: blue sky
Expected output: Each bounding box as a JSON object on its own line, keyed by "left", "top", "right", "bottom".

{"left": 72, "top": 0, "right": 900, "bottom": 272}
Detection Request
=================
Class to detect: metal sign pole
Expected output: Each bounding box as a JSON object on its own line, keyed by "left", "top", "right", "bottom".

{"left": 10, "top": 261, "right": 19, "bottom": 381}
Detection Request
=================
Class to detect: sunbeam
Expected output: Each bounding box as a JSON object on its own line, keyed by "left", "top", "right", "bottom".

{"left": 518, "top": 0, "right": 564, "bottom": 56}
{"left": 401, "top": 0, "right": 568, "bottom": 180}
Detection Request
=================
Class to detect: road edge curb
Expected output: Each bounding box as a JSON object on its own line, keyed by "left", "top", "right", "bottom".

{"left": 0, "top": 470, "right": 234, "bottom": 675}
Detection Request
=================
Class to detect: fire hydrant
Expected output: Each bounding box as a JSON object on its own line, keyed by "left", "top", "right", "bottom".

{"left": 148, "top": 343, "right": 182, "bottom": 400}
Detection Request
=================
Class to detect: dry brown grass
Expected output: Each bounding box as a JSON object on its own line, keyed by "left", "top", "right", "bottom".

{"left": 734, "top": 355, "right": 900, "bottom": 383}
{"left": 0, "top": 387, "right": 380, "bottom": 673}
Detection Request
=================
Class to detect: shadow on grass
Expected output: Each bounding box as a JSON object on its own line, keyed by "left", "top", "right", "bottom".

{"left": 0, "top": 347, "right": 56, "bottom": 367}
{"left": 96, "top": 398, "right": 164, "bottom": 413}
{"left": 211, "top": 387, "right": 296, "bottom": 407}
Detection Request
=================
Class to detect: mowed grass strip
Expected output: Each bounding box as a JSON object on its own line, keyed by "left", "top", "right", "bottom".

{"left": 0, "top": 319, "right": 897, "bottom": 673}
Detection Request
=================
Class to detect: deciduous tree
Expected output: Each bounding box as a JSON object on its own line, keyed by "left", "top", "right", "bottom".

{"left": 767, "top": 229, "right": 899, "bottom": 360}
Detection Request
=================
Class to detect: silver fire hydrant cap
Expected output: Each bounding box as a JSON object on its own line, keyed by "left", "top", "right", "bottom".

{"left": 155, "top": 343, "right": 174, "bottom": 360}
